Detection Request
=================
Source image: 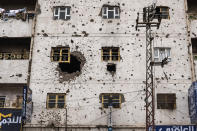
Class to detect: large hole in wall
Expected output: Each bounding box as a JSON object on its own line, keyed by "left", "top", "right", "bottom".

{"left": 57, "top": 51, "right": 86, "bottom": 82}
{"left": 187, "top": 0, "right": 197, "bottom": 13}
{"left": 59, "top": 55, "right": 81, "bottom": 73}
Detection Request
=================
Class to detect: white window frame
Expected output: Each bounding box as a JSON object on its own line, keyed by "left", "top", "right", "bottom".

{"left": 53, "top": 6, "right": 71, "bottom": 20}
{"left": 154, "top": 48, "right": 171, "bottom": 62}
{"left": 102, "top": 6, "right": 120, "bottom": 19}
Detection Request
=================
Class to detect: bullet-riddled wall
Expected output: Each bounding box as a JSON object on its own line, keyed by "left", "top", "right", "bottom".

{"left": 24, "top": 0, "right": 194, "bottom": 130}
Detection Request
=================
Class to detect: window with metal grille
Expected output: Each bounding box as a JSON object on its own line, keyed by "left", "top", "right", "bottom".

{"left": 102, "top": 47, "right": 120, "bottom": 61}
{"left": 53, "top": 6, "right": 71, "bottom": 20}
{"left": 51, "top": 47, "right": 70, "bottom": 63}
{"left": 47, "top": 94, "right": 66, "bottom": 109}
{"left": 100, "top": 93, "right": 122, "bottom": 108}
{"left": 102, "top": 6, "right": 120, "bottom": 19}
{"left": 154, "top": 48, "right": 171, "bottom": 62}
{"left": 0, "top": 96, "right": 6, "bottom": 108}
{"left": 157, "top": 94, "right": 176, "bottom": 109}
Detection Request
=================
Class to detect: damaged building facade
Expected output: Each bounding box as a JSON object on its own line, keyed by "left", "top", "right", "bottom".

{"left": 0, "top": 0, "right": 197, "bottom": 131}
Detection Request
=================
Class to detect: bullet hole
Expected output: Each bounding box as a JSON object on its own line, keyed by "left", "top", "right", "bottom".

{"left": 82, "top": 31, "right": 89, "bottom": 37}
{"left": 90, "top": 19, "right": 94, "bottom": 22}
{"left": 66, "top": 89, "right": 70, "bottom": 94}
{"left": 99, "top": 28, "right": 102, "bottom": 31}
{"left": 16, "top": 74, "right": 22, "bottom": 77}
{"left": 43, "top": 33, "right": 48, "bottom": 37}
{"left": 71, "top": 39, "right": 74, "bottom": 43}
{"left": 108, "top": 20, "right": 112, "bottom": 23}
{"left": 37, "top": 50, "right": 40, "bottom": 52}
{"left": 72, "top": 25, "right": 75, "bottom": 28}
{"left": 57, "top": 51, "right": 86, "bottom": 82}
{"left": 166, "top": 34, "right": 170, "bottom": 38}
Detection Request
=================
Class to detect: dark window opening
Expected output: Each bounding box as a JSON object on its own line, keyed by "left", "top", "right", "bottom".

{"left": 192, "top": 38, "right": 197, "bottom": 60}
{"left": 0, "top": 96, "right": 6, "bottom": 108}
{"left": 0, "top": 0, "right": 37, "bottom": 11}
{"left": 154, "top": 6, "right": 170, "bottom": 19}
{"left": 0, "top": 37, "right": 30, "bottom": 60}
{"left": 59, "top": 55, "right": 81, "bottom": 73}
{"left": 187, "top": 0, "right": 197, "bottom": 13}
{"left": 157, "top": 93, "right": 176, "bottom": 109}
{"left": 99, "top": 93, "right": 124, "bottom": 108}
{"left": 107, "top": 63, "right": 116, "bottom": 72}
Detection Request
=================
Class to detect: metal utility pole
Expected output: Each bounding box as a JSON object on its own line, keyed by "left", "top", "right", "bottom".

{"left": 108, "top": 96, "right": 113, "bottom": 131}
{"left": 136, "top": 1, "right": 161, "bottom": 131}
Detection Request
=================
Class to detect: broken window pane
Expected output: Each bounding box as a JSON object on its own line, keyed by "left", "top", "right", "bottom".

{"left": 154, "top": 48, "right": 171, "bottom": 62}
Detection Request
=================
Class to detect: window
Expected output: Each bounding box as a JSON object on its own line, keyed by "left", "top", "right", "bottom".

{"left": 187, "top": 0, "right": 197, "bottom": 13}
{"left": 47, "top": 93, "right": 66, "bottom": 109}
{"left": 102, "top": 47, "right": 120, "bottom": 61}
{"left": 192, "top": 38, "right": 197, "bottom": 60}
{"left": 0, "top": 96, "right": 6, "bottom": 108}
{"left": 154, "top": 48, "right": 171, "bottom": 62}
{"left": 51, "top": 47, "right": 70, "bottom": 63}
{"left": 157, "top": 94, "right": 176, "bottom": 109}
{"left": 53, "top": 6, "right": 71, "bottom": 20}
{"left": 100, "top": 93, "right": 124, "bottom": 108}
{"left": 102, "top": 6, "right": 120, "bottom": 19}
{"left": 155, "top": 6, "right": 170, "bottom": 19}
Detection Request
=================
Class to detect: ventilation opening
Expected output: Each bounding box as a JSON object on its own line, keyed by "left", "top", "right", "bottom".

{"left": 187, "top": 0, "right": 197, "bottom": 13}
{"left": 107, "top": 63, "right": 116, "bottom": 72}
{"left": 59, "top": 55, "right": 81, "bottom": 73}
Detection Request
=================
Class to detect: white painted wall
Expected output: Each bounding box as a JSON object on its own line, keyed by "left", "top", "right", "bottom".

{"left": 0, "top": 60, "right": 29, "bottom": 83}
{"left": 27, "top": 0, "right": 193, "bottom": 130}
{"left": 0, "top": 19, "right": 32, "bottom": 37}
